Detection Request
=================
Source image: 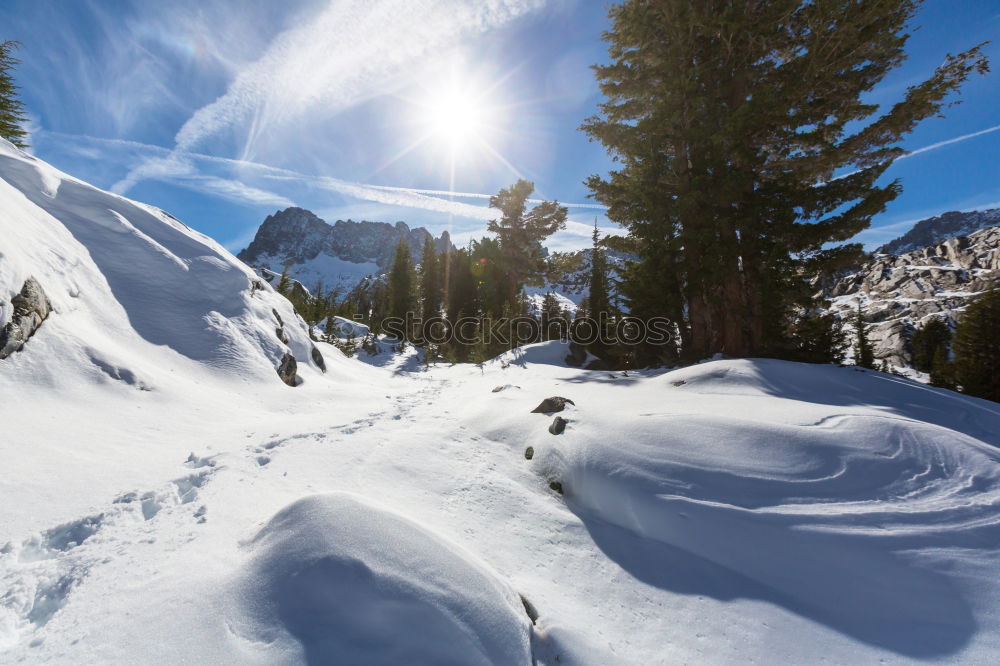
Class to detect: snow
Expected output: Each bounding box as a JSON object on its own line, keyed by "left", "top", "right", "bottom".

{"left": 229, "top": 493, "right": 532, "bottom": 664}
{"left": 3, "top": 140, "right": 1000, "bottom": 664}
{"left": 252, "top": 251, "right": 379, "bottom": 293}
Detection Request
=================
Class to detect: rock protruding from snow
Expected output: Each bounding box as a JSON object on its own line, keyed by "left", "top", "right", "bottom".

{"left": 276, "top": 352, "right": 297, "bottom": 386}
{"left": 231, "top": 494, "right": 532, "bottom": 665}
{"left": 548, "top": 415, "right": 568, "bottom": 435}
{"left": 0, "top": 276, "right": 51, "bottom": 359}
{"left": 531, "top": 396, "right": 575, "bottom": 414}
{"left": 310, "top": 345, "right": 326, "bottom": 372}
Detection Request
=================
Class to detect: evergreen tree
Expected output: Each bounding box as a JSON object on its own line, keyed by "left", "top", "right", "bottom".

{"left": 470, "top": 238, "right": 507, "bottom": 317}
{"left": 276, "top": 267, "right": 291, "bottom": 297}
{"left": 910, "top": 317, "right": 951, "bottom": 373}
{"left": 446, "top": 248, "right": 479, "bottom": 324}
{"left": 952, "top": 288, "right": 1000, "bottom": 402}
{"left": 929, "top": 346, "right": 954, "bottom": 389}
{"left": 487, "top": 180, "right": 568, "bottom": 306}
{"left": 852, "top": 302, "right": 875, "bottom": 369}
{"left": 0, "top": 41, "right": 29, "bottom": 149}
{"left": 583, "top": 0, "right": 988, "bottom": 361}
{"left": 784, "top": 309, "right": 846, "bottom": 364}
{"left": 387, "top": 237, "right": 414, "bottom": 336}
{"left": 539, "top": 293, "right": 566, "bottom": 341}
{"left": 588, "top": 221, "right": 612, "bottom": 329}
{"left": 419, "top": 236, "right": 442, "bottom": 324}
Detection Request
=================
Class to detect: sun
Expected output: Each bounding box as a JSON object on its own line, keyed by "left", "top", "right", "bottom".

{"left": 414, "top": 84, "right": 495, "bottom": 154}
{"left": 426, "top": 90, "right": 484, "bottom": 146}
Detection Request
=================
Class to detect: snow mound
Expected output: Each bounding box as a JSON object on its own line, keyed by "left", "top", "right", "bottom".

{"left": 230, "top": 493, "right": 532, "bottom": 665}
{"left": 534, "top": 358, "right": 1000, "bottom": 657}
{"left": 320, "top": 315, "right": 371, "bottom": 339}
{"left": 0, "top": 138, "right": 319, "bottom": 387}
{"left": 489, "top": 339, "right": 577, "bottom": 368}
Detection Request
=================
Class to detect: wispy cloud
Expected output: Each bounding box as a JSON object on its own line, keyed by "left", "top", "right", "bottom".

{"left": 114, "top": 0, "right": 543, "bottom": 195}
{"left": 44, "top": 129, "right": 609, "bottom": 245}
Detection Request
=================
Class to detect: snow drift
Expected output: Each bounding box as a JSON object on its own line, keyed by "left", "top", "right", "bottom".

{"left": 526, "top": 357, "right": 1000, "bottom": 657}
{"left": 230, "top": 493, "right": 532, "bottom": 665}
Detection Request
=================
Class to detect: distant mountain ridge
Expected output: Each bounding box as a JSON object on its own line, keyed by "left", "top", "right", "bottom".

{"left": 877, "top": 208, "right": 1000, "bottom": 255}
{"left": 237, "top": 207, "right": 454, "bottom": 290}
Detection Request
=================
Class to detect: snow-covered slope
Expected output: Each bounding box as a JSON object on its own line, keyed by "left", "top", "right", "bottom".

{"left": 0, "top": 138, "right": 321, "bottom": 389}
{"left": 3, "top": 138, "right": 1000, "bottom": 664}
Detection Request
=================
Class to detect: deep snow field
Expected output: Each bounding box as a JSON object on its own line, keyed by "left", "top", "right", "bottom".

{"left": 3, "top": 138, "right": 1000, "bottom": 664}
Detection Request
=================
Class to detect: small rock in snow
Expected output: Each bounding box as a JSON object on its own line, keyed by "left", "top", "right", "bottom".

{"left": 549, "top": 416, "right": 568, "bottom": 435}
{"left": 530, "top": 396, "right": 575, "bottom": 414}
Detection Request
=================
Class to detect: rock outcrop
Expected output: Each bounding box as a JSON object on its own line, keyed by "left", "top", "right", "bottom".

{"left": 825, "top": 225, "right": 1000, "bottom": 367}
{"left": 276, "top": 352, "right": 298, "bottom": 386}
{"left": 0, "top": 277, "right": 52, "bottom": 359}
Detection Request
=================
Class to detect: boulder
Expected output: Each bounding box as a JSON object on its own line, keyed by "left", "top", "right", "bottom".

{"left": 0, "top": 276, "right": 52, "bottom": 359}
{"left": 530, "top": 396, "right": 575, "bottom": 414}
{"left": 548, "top": 416, "right": 568, "bottom": 435}
{"left": 311, "top": 345, "right": 326, "bottom": 372}
{"left": 276, "top": 352, "right": 298, "bottom": 386}
{"left": 524, "top": 446, "right": 534, "bottom": 460}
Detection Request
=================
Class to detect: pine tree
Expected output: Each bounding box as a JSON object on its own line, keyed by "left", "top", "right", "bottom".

{"left": 583, "top": 0, "right": 988, "bottom": 361}
{"left": 487, "top": 180, "right": 568, "bottom": 306}
{"left": 588, "top": 221, "right": 612, "bottom": 328}
{"left": 929, "top": 346, "right": 954, "bottom": 389}
{"left": 785, "top": 309, "right": 846, "bottom": 364}
{"left": 419, "top": 236, "right": 442, "bottom": 324}
{"left": 952, "top": 288, "right": 1000, "bottom": 402}
{"left": 0, "top": 41, "right": 29, "bottom": 149}
{"left": 853, "top": 302, "right": 875, "bottom": 369}
{"left": 387, "top": 238, "right": 415, "bottom": 337}
{"left": 910, "top": 317, "right": 951, "bottom": 373}
{"left": 276, "top": 268, "right": 291, "bottom": 296}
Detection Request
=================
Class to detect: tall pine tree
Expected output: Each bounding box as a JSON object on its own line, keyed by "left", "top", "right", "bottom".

{"left": 419, "top": 236, "right": 442, "bottom": 324}
{"left": 487, "top": 180, "right": 568, "bottom": 306}
{"left": 852, "top": 301, "right": 875, "bottom": 369}
{"left": 583, "top": 0, "right": 988, "bottom": 361}
{"left": 952, "top": 288, "right": 1000, "bottom": 402}
{"left": 387, "top": 237, "right": 415, "bottom": 338}
{"left": 0, "top": 41, "right": 29, "bottom": 149}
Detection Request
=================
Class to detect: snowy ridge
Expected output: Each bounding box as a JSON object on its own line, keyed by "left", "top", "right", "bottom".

{"left": 0, "top": 138, "right": 321, "bottom": 389}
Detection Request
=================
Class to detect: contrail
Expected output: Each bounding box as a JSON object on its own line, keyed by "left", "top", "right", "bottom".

{"left": 894, "top": 124, "right": 1000, "bottom": 161}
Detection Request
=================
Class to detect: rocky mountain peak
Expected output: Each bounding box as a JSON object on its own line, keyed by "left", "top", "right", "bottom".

{"left": 877, "top": 208, "right": 1000, "bottom": 255}
{"left": 237, "top": 207, "right": 455, "bottom": 291}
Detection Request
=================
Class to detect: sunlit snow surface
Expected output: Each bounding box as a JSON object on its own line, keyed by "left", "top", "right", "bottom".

{"left": 3, "top": 138, "right": 1000, "bottom": 664}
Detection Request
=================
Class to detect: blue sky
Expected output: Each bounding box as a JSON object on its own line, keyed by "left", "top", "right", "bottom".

{"left": 4, "top": 0, "right": 999, "bottom": 253}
